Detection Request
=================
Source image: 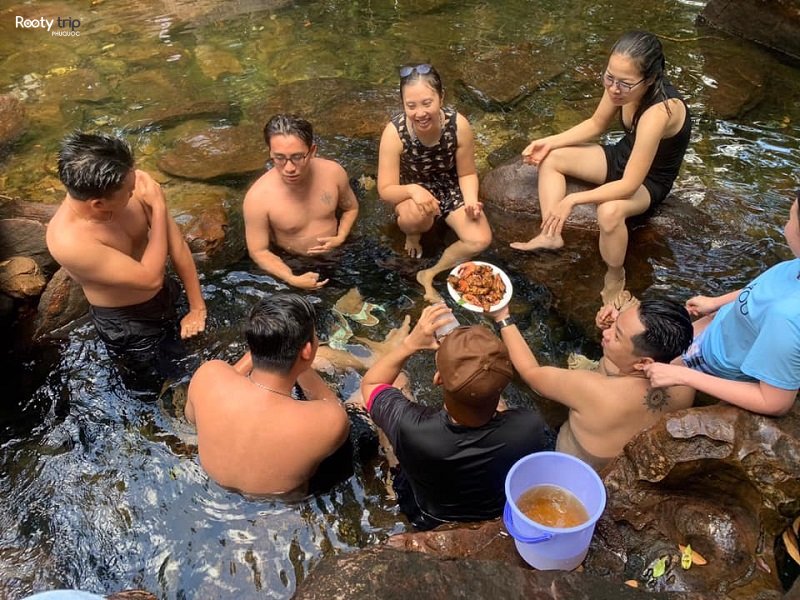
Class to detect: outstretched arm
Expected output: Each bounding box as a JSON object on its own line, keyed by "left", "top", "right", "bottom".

{"left": 361, "top": 303, "right": 451, "bottom": 401}
{"left": 523, "top": 91, "right": 617, "bottom": 164}
{"left": 166, "top": 213, "right": 207, "bottom": 338}
{"left": 492, "top": 307, "right": 600, "bottom": 412}
{"left": 643, "top": 363, "right": 797, "bottom": 416}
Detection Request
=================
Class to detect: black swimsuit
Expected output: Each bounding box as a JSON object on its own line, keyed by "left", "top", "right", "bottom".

{"left": 602, "top": 83, "right": 691, "bottom": 207}
{"left": 391, "top": 106, "right": 464, "bottom": 218}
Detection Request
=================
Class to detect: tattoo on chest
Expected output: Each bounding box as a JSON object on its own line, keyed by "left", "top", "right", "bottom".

{"left": 320, "top": 191, "right": 333, "bottom": 207}
{"left": 643, "top": 387, "right": 670, "bottom": 412}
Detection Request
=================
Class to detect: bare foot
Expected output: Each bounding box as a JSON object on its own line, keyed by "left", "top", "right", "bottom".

{"left": 416, "top": 269, "right": 443, "bottom": 303}
{"left": 600, "top": 269, "right": 626, "bottom": 306}
{"left": 355, "top": 315, "right": 412, "bottom": 357}
{"left": 509, "top": 233, "right": 564, "bottom": 251}
{"left": 404, "top": 235, "right": 423, "bottom": 258}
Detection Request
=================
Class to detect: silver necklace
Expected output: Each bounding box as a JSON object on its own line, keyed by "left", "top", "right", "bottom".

{"left": 248, "top": 375, "right": 294, "bottom": 398}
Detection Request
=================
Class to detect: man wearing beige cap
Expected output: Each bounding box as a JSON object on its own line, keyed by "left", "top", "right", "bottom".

{"left": 359, "top": 303, "right": 550, "bottom": 530}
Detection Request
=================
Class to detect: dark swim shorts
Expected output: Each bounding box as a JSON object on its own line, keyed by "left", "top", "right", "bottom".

{"left": 90, "top": 277, "right": 185, "bottom": 388}
{"left": 603, "top": 143, "right": 671, "bottom": 208}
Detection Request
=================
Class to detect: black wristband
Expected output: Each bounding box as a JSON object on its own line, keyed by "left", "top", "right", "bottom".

{"left": 495, "top": 316, "right": 515, "bottom": 331}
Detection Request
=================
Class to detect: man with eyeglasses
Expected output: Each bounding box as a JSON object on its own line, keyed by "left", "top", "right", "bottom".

{"left": 243, "top": 114, "right": 359, "bottom": 289}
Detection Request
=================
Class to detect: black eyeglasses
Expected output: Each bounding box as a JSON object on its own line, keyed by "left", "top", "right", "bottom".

{"left": 602, "top": 71, "right": 645, "bottom": 93}
{"left": 399, "top": 63, "right": 432, "bottom": 78}
{"left": 269, "top": 151, "right": 310, "bottom": 167}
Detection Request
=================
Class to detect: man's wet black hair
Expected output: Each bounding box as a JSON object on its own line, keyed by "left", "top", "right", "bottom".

{"left": 57, "top": 131, "right": 134, "bottom": 201}
{"left": 631, "top": 299, "right": 693, "bottom": 363}
{"left": 262, "top": 114, "right": 314, "bottom": 148}
{"left": 611, "top": 30, "right": 671, "bottom": 130}
{"left": 245, "top": 293, "right": 316, "bottom": 374}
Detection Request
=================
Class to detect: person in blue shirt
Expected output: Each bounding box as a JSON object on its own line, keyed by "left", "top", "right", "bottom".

{"left": 644, "top": 193, "right": 800, "bottom": 416}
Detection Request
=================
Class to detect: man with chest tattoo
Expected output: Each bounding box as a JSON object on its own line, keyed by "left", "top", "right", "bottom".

{"left": 243, "top": 114, "right": 359, "bottom": 290}
{"left": 46, "top": 132, "right": 206, "bottom": 380}
{"left": 491, "top": 298, "right": 694, "bottom": 471}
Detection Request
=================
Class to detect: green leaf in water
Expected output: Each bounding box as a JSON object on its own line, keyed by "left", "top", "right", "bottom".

{"left": 652, "top": 556, "right": 667, "bottom": 578}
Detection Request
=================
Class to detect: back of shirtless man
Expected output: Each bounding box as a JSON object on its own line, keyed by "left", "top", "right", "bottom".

{"left": 185, "top": 293, "right": 349, "bottom": 497}
{"left": 46, "top": 132, "right": 206, "bottom": 371}
{"left": 243, "top": 114, "right": 359, "bottom": 290}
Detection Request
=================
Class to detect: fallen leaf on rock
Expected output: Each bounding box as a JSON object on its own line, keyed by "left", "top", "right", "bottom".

{"left": 652, "top": 556, "right": 667, "bottom": 578}
{"left": 624, "top": 580, "right": 638, "bottom": 588}
{"left": 679, "top": 544, "right": 707, "bottom": 565}
{"left": 680, "top": 544, "right": 693, "bottom": 570}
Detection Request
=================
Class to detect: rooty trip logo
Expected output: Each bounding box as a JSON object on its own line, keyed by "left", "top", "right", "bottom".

{"left": 15, "top": 16, "right": 81, "bottom": 36}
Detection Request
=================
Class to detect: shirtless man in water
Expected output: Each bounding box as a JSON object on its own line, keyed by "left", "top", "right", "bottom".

{"left": 46, "top": 132, "right": 206, "bottom": 362}
{"left": 491, "top": 298, "right": 694, "bottom": 471}
{"left": 244, "top": 114, "right": 359, "bottom": 290}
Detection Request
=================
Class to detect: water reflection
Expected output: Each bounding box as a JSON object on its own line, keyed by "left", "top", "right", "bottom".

{"left": 1, "top": 0, "right": 800, "bottom": 597}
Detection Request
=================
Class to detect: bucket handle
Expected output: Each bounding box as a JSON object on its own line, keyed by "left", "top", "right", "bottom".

{"left": 503, "top": 502, "right": 553, "bottom": 544}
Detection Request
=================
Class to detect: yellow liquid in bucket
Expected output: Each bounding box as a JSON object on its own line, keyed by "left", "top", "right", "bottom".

{"left": 517, "top": 484, "right": 589, "bottom": 528}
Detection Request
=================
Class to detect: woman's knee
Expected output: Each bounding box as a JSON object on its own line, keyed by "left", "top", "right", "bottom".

{"left": 458, "top": 225, "right": 492, "bottom": 253}
{"left": 597, "top": 203, "right": 625, "bottom": 234}
{"left": 397, "top": 203, "right": 433, "bottom": 233}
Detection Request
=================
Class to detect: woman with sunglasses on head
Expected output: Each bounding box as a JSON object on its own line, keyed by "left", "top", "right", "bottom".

{"left": 511, "top": 31, "right": 691, "bottom": 305}
{"left": 378, "top": 63, "right": 492, "bottom": 303}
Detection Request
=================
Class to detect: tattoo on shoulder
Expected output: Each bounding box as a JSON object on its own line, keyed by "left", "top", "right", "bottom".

{"left": 320, "top": 191, "right": 333, "bottom": 206}
{"left": 643, "top": 387, "right": 670, "bottom": 412}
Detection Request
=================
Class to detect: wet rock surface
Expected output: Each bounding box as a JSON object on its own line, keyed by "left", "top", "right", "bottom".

{"left": 293, "top": 545, "right": 704, "bottom": 599}
{"left": 699, "top": 0, "right": 800, "bottom": 61}
{"left": 604, "top": 404, "right": 800, "bottom": 598}
{"left": 33, "top": 267, "right": 88, "bottom": 339}
{"left": 0, "top": 257, "right": 46, "bottom": 299}
{"left": 167, "top": 181, "right": 245, "bottom": 263}
{"left": 0, "top": 218, "right": 57, "bottom": 276}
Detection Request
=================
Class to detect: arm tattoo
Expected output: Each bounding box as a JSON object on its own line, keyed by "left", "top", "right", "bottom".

{"left": 643, "top": 386, "right": 670, "bottom": 412}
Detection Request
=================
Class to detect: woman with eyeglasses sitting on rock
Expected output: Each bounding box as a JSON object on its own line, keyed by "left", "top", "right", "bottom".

{"left": 378, "top": 63, "right": 492, "bottom": 303}
{"left": 510, "top": 31, "right": 691, "bottom": 305}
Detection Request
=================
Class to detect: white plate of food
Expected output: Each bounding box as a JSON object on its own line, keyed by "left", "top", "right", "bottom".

{"left": 446, "top": 261, "right": 513, "bottom": 313}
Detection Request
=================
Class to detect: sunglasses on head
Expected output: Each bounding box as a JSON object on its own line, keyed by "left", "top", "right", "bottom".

{"left": 399, "top": 63, "right": 432, "bottom": 78}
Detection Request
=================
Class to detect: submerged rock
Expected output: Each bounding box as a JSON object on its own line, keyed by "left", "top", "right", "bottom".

{"left": 0, "top": 95, "right": 26, "bottom": 155}
{"left": 157, "top": 124, "right": 267, "bottom": 181}
{"left": 698, "top": 0, "right": 800, "bottom": 61}
{"left": 194, "top": 44, "right": 244, "bottom": 81}
{"left": 456, "top": 43, "right": 565, "bottom": 111}
{"left": 249, "top": 78, "right": 397, "bottom": 139}
{"left": 695, "top": 34, "right": 766, "bottom": 120}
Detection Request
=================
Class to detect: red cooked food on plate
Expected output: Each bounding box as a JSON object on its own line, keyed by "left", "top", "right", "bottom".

{"left": 447, "top": 262, "right": 506, "bottom": 312}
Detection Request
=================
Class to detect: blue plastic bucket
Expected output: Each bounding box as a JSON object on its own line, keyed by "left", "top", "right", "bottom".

{"left": 503, "top": 451, "right": 606, "bottom": 570}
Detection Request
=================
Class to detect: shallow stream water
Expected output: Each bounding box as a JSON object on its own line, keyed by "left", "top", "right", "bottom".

{"left": 1, "top": 0, "right": 800, "bottom": 598}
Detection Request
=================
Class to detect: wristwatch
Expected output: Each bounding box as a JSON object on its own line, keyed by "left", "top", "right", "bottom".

{"left": 495, "top": 316, "right": 515, "bottom": 331}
